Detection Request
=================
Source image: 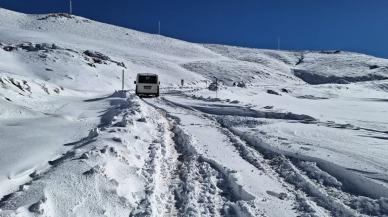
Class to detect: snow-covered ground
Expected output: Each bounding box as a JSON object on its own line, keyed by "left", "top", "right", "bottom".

{"left": 1, "top": 8, "right": 388, "bottom": 217}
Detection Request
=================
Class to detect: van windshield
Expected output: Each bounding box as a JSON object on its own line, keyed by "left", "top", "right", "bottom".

{"left": 138, "top": 75, "right": 157, "bottom": 84}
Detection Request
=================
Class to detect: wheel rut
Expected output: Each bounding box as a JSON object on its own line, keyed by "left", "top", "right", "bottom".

{"left": 142, "top": 97, "right": 261, "bottom": 217}
{"left": 150, "top": 96, "right": 388, "bottom": 217}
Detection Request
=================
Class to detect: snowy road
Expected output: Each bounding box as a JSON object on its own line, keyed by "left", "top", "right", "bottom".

{"left": 142, "top": 92, "right": 388, "bottom": 217}
{"left": 1, "top": 90, "right": 388, "bottom": 217}
{"left": 1, "top": 8, "right": 388, "bottom": 217}
{"left": 144, "top": 96, "right": 304, "bottom": 216}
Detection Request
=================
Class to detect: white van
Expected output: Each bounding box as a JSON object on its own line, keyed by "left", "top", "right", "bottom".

{"left": 134, "top": 73, "right": 160, "bottom": 97}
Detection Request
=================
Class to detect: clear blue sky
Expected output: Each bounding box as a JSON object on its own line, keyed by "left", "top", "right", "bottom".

{"left": 1, "top": 0, "right": 388, "bottom": 58}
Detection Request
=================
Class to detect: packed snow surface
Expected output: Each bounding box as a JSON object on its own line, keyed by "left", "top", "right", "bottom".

{"left": 1, "top": 8, "right": 388, "bottom": 217}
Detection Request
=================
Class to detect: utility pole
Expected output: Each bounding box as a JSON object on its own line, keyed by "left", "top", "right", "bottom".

{"left": 158, "top": 21, "right": 161, "bottom": 35}
{"left": 215, "top": 77, "right": 218, "bottom": 98}
{"left": 69, "top": 0, "right": 73, "bottom": 15}
{"left": 121, "top": 69, "right": 125, "bottom": 97}
{"left": 277, "top": 37, "right": 280, "bottom": 50}
{"left": 122, "top": 69, "right": 125, "bottom": 91}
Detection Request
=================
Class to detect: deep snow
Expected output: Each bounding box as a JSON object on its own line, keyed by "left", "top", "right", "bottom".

{"left": 1, "top": 8, "right": 388, "bottom": 217}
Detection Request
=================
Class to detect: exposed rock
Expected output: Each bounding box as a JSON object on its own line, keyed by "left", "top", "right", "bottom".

{"left": 53, "top": 88, "right": 61, "bottom": 94}
{"left": 296, "top": 95, "right": 329, "bottom": 100}
{"left": 8, "top": 78, "right": 31, "bottom": 92}
{"left": 113, "top": 120, "right": 127, "bottom": 127}
{"left": 51, "top": 43, "right": 60, "bottom": 49}
{"left": 3, "top": 42, "right": 60, "bottom": 52}
{"left": 233, "top": 81, "right": 246, "bottom": 88}
{"left": 19, "top": 43, "right": 38, "bottom": 51}
{"left": 267, "top": 89, "right": 281, "bottom": 96}
{"left": 281, "top": 88, "right": 290, "bottom": 93}
{"left": 208, "top": 81, "right": 218, "bottom": 91}
{"left": 369, "top": 65, "right": 380, "bottom": 70}
{"left": 116, "top": 61, "right": 126, "bottom": 68}
{"left": 92, "top": 57, "right": 103, "bottom": 64}
{"left": 82, "top": 166, "right": 102, "bottom": 176}
{"left": 28, "top": 197, "right": 47, "bottom": 214}
{"left": 335, "top": 79, "right": 351, "bottom": 84}
{"left": 293, "top": 69, "right": 388, "bottom": 85}
{"left": 83, "top": 50, "right": 110, "bottom": 61}
{"left": 38, "top": 13, "right": 73, "bottom": 20}
{"left": 319, "top": 50, "right": 341, "bottom": 54}
{"left": 83, "top": 50, "right": 126, "bottom": 68}
{"left": 35, "top": 43, "right": 52, "bottom": 50}
{"left": 112, "top": 137, "right": 122, "bottom": 143}
{"left": 266, "top": 190, "right": 288, "bottom": 200}
{"left": 136, "top": 117, "right": 147, "bottom": 123}
{"left": 79, "top": 153, "right": 89, "bottom": 160}
{"left": 87, "top": 63, "right": 96, "bottom": 68}
{"left": 295, "top": 52, "right": 305, "bottom": 65}
{"left": 3, "top": 45, "right": 16, "bottom": 52}
{"left": 39, "top": 54, "right": 48, "bottom": 58}
{"left": 118, "top": 62, "right": 125, "bottom": 67}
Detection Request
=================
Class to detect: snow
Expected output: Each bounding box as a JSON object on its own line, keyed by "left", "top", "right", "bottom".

{"left": 1, "top": 7, "right": 388, "bottom": 217}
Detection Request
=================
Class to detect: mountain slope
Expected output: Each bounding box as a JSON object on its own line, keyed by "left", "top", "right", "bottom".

{"left": 1, "top": 8, "right": 388, "bottom": 217}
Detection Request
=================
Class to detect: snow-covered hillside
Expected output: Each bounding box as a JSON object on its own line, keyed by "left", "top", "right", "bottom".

{"left": 1, "top": 8, "right": 388, "bottom": 217}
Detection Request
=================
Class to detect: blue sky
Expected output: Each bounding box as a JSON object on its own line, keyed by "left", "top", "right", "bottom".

{"left": 1, "top": 0, "right": 388, "bottom": 58}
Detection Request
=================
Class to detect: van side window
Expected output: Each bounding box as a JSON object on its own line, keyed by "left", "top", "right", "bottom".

{"left": 138, "top": 76, "right": 157, "bottom": 84}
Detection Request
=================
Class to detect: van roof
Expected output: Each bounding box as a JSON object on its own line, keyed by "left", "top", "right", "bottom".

{"left": 137, "top": 73, "right": 158, "bottom": 76}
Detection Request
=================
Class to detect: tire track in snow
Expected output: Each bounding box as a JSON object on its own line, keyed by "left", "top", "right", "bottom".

{"left": 219, "top": 118, "right": 388, "bottom": 216}
{"left": 142, "top": 98, "right": 261, "bottom": 217}
{"left": 156, "top": 98, "right": 329, "bottom": 216}
{"left": 128, "top": 100, "right": 180, "bottom": 217}
{"left": 155, "top": 96, "right": 369, "bottom": 217}
{"left": 215, "top": 115, "right": 388, "bottom": 216}
{"left": 161, "top": 94, "right": 388, "bottom": 216}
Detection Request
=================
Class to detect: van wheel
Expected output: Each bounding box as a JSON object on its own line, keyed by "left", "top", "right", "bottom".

{"left": 156, "top": 88, "right": 159, "bottom": 97}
